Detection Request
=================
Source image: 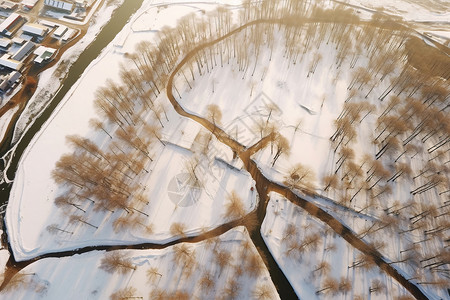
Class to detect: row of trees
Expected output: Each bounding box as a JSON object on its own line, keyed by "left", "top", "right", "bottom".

{"left": 100, "top": 236, "right": 272, "bottom": 299}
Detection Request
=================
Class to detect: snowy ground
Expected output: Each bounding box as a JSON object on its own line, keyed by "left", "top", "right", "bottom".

{"left": 0, "top": 227, "right": 279, "bottom": 300}
{"left": 3, "top": 0, "right": 448, "bottom": 298}
{"left": 6, "top": 0, "right": 256, "bottom": 262}
{"left": 346, "top": 0, "right": 450, "bottom": 23}
{"left": 262, "top": 192, "right": 414, "bottom": 299}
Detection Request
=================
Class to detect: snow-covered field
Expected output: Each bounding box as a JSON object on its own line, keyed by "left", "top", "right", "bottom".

{"left": 2, "top": 0, "right": 448, "bottom": 298}
{"left": 1, "top": 227, "right": 279, "bottom": 300}
{"left": 6, "top": 0, "right": 255, "bottom": 262}
{"left": 262, "top": 192, "right": 413, "bottom": 299}
{"left": 347, "top": 0, "right": 450, "bottom": 23}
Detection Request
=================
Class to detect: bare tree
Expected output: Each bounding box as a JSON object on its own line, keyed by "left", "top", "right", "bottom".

{"left": 272, "top": 134, "right": 290, "bottom": 167}
{"left": 284, "top": 163, "right": 316, "bottom": 192}
{"left": 322, "top": 174, "right": 339, "bottom": 191}
{"left": 206, "top": 104, "right": 223, "bottom": 127}
{"left": 146, "top": 267, "right": 162, "bottom": 284}
{"left": 316, "top": 276, "right": 339, "bottom": 295}
{"left": 244, "top": 252, "right": 266, "bottom": 278}
{"left": 252, "top": 284, "right": 275, "bottom": 299}
{"left": 110, "top": 287, "right": 142, "bottom": 300}
{"left": 214, "top": 247, "right": 233, "bottom": 269}
{"left": 89, "top": 118, "right": 113, "bottom": 139}
{"left": 338, "top": 276, "right": 352, "bottom": 294}
{"left": 100, "top": 252, "right": 136, "bottom": 274}
{"left": 222, "top": 278, "right": 241, "bottom": 300}
{"left": 369, "top": 279, "right": 386, "bottom": 294}
{"left": 172, "top": 244, "right": 196, "bottom": 278}
{"left": 2, "top": 272, "right": 37, "bottom": 293}
{"left": 224, "top": 191, "right": 246, "bottom": 220}
{"left": 46, "top": 224, "right": 73, "bottom": 235}
{"left": 198, "top": 271, "right": 215, "bottom": 293}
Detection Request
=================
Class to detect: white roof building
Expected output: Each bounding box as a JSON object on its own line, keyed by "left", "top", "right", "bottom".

{"left": 53, "top": 25, "right": 67, "bottom": 38}
{"left": 44, "top": 0, "right": 74, "bottom": 12}
{"left": 61, "top": 28, "right": 75, "bottom": 42}
{"left": 0, "top": 37, "right": 11, "bottom": 48}
{"left": 11, "top": 40, "right": 34, "bottom": 61}
{"left": 22, "top": 23, "right": 48, "bottom": 37}
{"left": 0, "top": 54, "right": 22, "bottom": 70}
{"left": 40, "top": 20, "right": 58, "bottom": 28}
{"left": 21, "top": 0, "right": 39, "bottom": 9}
{"left": 0, "top": 13, "right": 22, "bottom": 36}
{"left": 33, "top": 46, "right": 56, "bottom": 64}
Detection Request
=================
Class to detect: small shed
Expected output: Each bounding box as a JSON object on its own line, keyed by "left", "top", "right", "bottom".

{"left": 0, "top": 37, "right": 11, "bottom": 50}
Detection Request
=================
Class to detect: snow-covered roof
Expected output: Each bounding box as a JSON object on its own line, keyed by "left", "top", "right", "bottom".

{"left": 39, "top": 20, "right": 58, "bottom": 28}
{"left": 22, "top": 23, "right": 48, "bottom": 36}
{"left": 33, "top": 45, "right": 56, "bottom": 63}
{"left": 8, "top": 70, "right": 21, "bottom": 82}
{"left": 0, "top": 1, "right": 18, "bottom": 10}
{"left": 0, "top": 13, "right": 21, "bottom": 33}
{"left": 53, "top": 25, "right": 68, "bottom": 37}
{"left": 11, "top": 40, "right": 34, "bottom": 61}
{"left": 61, "top": 28, "right": 74, "bottom": 41}
{"left": 0, "top": 54, "right": 22, "bottom": 70}
{"left": 44, "top": 0, "right": 74, "bottom": 12}
{"left": 12, "top": 37, "right": 24, "bottom": 45}
{"left": 21, "top": 0, "right": 39, "bottom": 8}
{"left": 0, "top": 37, "right": 11, "bottom": 48}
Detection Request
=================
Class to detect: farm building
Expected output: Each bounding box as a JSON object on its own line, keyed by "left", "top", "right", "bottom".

{"left": 33, "top": 46, "right": 56, "bottom": 64}
{"left": 0, "top": 70, "right": 21, "bottom": 92}
{"left": 21, "top": 0, "right": 39, "bottom": 10}
{"left": 0, "top": 13, "right": 25, "bottom": 37}
{"left": 22, "top": 23, "right": 49, "bottom": 37}
{"left": 0, "top": 54, "right": 22, "bottom": 70}
{"left": 11, "top": 40, "right": 34, "bottom": 61}
{"left": 44, "top": 0, "right": 74, "bottom": 13}
{"left": 0, "top": 1, "right": 18, "bottom": 11}
{"left": 52, "top": 25, "right": 67, "bottom": 38}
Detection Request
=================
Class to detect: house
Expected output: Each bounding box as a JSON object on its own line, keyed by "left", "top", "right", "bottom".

{"left": 0, "top": 13, "right": 25, "bottom": 37}
{"left": 22, "top": 23, "right": 48, "bottom": 38}
{"left": 21, "top": 0, "right": 39, "bottom": 10}
{"left": 52, "top": 25, "right": 67, "bottom": 38}
{"left": 61, "top": 28, "right": 74, "bottom": 42}
{"left": 0, "top": 70, "right": 21, "bottom": 92}
{"left": 33, "top": 46, "right": 56, "bottom": 64}
{"left": 44, "top": 0, "right": 74, "bottom": 13}
{"left": 0, "top": 54, "right": 22, "bottom": 70}
{"left": 11, "top": 40, "right": 34, "bottom": 61}
{"left": 0, "top": 1, "right": 18, "bottom": 11}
